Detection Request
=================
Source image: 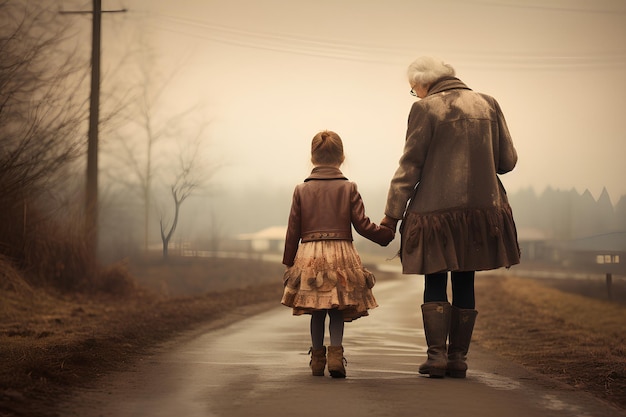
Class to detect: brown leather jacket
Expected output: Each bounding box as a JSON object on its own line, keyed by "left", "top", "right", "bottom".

{"left": 283, "top": 166, "right": 394, "bottom": 266}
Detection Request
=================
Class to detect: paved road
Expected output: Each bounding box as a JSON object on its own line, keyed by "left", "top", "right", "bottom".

{"left": 60, "top": 275, "right": 626, "bottom": 417}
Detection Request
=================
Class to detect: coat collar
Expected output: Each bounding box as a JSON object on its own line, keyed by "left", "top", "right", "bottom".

{"left": 304, "top": 166, "right": 348, "bottom": 182}
{"left": 427, "top": 77, "right": 472, "bottom": 97}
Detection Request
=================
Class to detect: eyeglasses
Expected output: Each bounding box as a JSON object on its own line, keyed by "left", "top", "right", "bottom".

{"left": 410, "top": 89, "right": 417, "bottom": 97}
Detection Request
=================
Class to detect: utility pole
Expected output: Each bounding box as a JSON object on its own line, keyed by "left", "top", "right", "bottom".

{"left": 60, "top": 1, "right": 126, "bottom": 262}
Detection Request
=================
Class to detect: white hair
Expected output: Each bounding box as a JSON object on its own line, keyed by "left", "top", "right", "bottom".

{"left": 407, "top": 56, "right": 456, "bottom": 87}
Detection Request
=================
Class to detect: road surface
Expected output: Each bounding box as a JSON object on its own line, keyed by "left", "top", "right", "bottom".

{"left": 59, "top": 275, "right": 625, "bottom": 417}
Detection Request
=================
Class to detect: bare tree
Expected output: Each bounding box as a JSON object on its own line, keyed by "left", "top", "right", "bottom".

{"left": 0, "top": 2, "right": 87, "bottom": 200}
{"left": 98, "top": 31, "right": 228, "bottom": 260}
{"left": 159, "top": 129, "right": 218, "bottom": 259}
{"left": 0, "top": 1, "right": 89, "bottom": 263}
{"left": 102, "top": 41, "right": 200, "bottom": 253}
{"left": 208, "top": 208, "right": 225, "bottom": 252}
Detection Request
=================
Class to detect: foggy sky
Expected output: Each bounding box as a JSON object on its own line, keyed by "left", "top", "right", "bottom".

{"left": 78, "top": 0, "right": 626, "bottom": 202}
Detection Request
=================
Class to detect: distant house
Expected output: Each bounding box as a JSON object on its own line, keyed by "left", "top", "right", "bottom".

{"left": 517, "top": 227, "right": 550, "bottom": 262}
{"left": 550, "top": 231, "right": 626, "bottom": 274}
{"left": 236, "top": 226, "right": 286, "bottom": 252}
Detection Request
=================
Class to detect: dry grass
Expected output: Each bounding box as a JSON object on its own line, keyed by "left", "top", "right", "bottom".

{"left": 127, "top": 254, "right": 286, "bottom": 295}
{"left": 1, "top": 258, "right": 625, "bottom": 416}
{"left": 474, "top": 273, "right": 626, "bottom": 410}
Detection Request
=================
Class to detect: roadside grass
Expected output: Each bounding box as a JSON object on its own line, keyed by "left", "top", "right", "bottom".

{"left": 474, "top": 273, "right": 626, "bottom": 410}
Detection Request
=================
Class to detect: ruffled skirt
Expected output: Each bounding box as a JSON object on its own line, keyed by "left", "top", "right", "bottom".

{"left": 281, "top": 240, "right": 378, "bottom": 322}
{"left": 400, "top": 205, "right": 521, "bottom": 275}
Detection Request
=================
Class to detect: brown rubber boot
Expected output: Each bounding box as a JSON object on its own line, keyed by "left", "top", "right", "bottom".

{"left": 447, "top": 306, "right": 478, "bottom": 378}
{"left": 327, "top": 345, "right": 347, "bottom": 378}
{"left": 309, "top": 346, "right": 326, "bottom": 376}
{"left": 418, "top": 302, "right": 451, "bottom": 378}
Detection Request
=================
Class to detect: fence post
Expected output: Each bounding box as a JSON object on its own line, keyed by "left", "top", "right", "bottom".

{"left": 605, "top": 272, "right": 613, "bottom": 301}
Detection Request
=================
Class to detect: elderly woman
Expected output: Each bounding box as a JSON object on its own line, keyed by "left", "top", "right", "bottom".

{"left": 381, "top": 56, "right": 520, "bottom": 379}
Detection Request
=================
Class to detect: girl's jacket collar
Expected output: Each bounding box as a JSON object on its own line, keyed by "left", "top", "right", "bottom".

{"left": 304, "top": 166, "right": 348, "bottom": 182}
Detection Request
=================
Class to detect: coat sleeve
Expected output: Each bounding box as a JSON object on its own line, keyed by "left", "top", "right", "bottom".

{"left": 494, "top": 99, "right": 518, "bottom": 174}
{"left": 282, "top": 187, "right": 302, "bottom": 266}
{"left": 350, "top": 183, "right": 395, "bottom": 246}
{"left": 385, "top": 101, "right": 433, "bottom": 220}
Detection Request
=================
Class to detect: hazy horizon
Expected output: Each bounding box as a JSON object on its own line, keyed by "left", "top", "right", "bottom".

{"left": 63, "top": 0, "right": 626, "bottom": 202}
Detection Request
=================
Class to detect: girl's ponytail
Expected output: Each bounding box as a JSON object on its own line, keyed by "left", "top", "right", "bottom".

{"left": 311, "top": 130, "right": 345, "bottom": 166}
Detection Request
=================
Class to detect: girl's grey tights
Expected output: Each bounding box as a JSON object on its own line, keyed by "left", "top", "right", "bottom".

{"left": 310, "top": 309, "right": 344, "bottom": 349}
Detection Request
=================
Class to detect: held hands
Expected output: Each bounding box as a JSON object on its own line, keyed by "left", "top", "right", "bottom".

{"left": 377, "top": 215, "right": 400, "bottom": 247}
{"left": 380, "top": 215, "right": 399, "bottom": 233}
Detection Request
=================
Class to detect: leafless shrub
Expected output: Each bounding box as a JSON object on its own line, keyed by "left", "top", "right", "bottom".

{"left": 0, "top": 1, "right": 94, "bottom": 290}
{"left": 20, "top": 197, "right": 94, "bottom": 290}
{"left": 0, "top": 253, "right": 32, "bottom": 295}
{"left": 96, "top": 260, "right": 137, "bottom": 296}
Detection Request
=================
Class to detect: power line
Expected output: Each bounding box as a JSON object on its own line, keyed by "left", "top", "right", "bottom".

{"left": 146, "top": 13, "right": 626, "bottom": 70}
{"left": 452, "top": 0, "right": 626, "bottom": 15}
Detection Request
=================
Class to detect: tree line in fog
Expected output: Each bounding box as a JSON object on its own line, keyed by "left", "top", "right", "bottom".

{"left": 508, "top": 187, "right": 626, "bottom": 240}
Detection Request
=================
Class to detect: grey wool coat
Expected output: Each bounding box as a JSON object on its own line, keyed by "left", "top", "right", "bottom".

{"left": 385, "top": 77, "right": 521, "bottom": 275}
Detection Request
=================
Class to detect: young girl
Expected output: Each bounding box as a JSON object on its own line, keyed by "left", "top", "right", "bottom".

{"left": 281, "top": 130, "right": 395, "bottom": 378}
